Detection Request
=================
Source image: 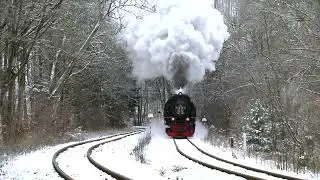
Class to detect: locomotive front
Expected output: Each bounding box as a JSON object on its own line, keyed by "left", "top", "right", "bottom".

{"left": 164, "top": 92, "right": 196, "bottom": 137}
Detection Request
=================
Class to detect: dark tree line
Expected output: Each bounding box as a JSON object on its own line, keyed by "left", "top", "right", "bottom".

{"left": 0, "top": 0, "right": 151, "bottom": 144}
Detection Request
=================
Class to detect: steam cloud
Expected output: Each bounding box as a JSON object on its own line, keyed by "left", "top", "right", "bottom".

{"left": 122, "top": 0, "right": 229, "bottom": 88}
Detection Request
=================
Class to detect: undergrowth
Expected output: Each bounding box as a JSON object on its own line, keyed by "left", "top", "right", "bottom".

{"left": 131, "top": 131, "right": 151, "bottom": 164}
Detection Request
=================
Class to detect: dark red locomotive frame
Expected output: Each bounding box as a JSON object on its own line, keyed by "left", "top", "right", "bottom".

{"left": 164, "top": 116, "right": 196, "bottom": 137}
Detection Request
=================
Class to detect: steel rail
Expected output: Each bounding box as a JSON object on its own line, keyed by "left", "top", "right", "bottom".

{"left": 173, "top": 139, "right": 266, "bottom": 180}
{"left": 87, "top": 131, "right": 144, "bottom": 180}
{"left": 52, "top": 130, "right": 143, "bottom": 180}
{"left": 187, "top": 139, "right": 305, "bottom": 180}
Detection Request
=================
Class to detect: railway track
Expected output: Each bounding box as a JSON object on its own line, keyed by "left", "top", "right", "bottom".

{"left": 173, "top": 138, "right": 305, "bottom": 180}
{"left": 52, "top": 129, "right": 145, "bottom": 180}
{"left": 87, "top": 131, "right": 141, "bottom": 180}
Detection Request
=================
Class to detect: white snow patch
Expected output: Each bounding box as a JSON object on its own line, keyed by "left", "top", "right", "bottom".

{"left": 1, "top": 143, "right": 71, "bottom": 179}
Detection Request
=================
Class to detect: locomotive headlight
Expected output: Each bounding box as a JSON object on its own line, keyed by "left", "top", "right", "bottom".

{"left": 171, "top": 117, "right": 175, "bottom": 121}
{"left": 186, "top": 117, "right": 190, "bottom": 121}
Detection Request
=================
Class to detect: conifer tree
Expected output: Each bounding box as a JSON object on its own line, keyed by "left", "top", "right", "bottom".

{"left": 244, "top": 100, "right": 272, "bottom": 152}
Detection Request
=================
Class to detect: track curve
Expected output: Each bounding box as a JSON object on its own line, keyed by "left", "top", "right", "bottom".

{"left": 173, "top": 139, "right": 262, "bottom": 180}
{"left": 52, "top": 129, "right": 144, "bottom": 180}
{"left": 87, "top": 131, "right": 144, "bottom": 180}
{"left": 174, "top": 138, "right": 306, "bottom": 180}
{"left": 187, "top": 139, "right": 304, "bottom": 180}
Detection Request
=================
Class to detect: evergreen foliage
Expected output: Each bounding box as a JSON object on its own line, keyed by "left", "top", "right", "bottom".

{"left": 244, "top": 100, "right": 272, "bottom": 152}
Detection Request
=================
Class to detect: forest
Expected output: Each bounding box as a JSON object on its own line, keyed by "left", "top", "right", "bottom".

{"left": 0, "top": 0, "right": 319, "bottom": 174}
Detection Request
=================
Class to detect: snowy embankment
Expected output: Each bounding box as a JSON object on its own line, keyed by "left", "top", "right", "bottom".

{"left": 0, "top": 130, "right": 123, "bottom": 179}
{"left": 0, "top": 118, "right": 315, "bottom": 180}
{"left": 1, "top": 142, "right": 71, "bottom": 179}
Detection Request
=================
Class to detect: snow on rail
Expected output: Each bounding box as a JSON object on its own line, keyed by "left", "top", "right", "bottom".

{"left": 187, "top": 139, "right": 306, "bottom": 180}
{"left": 53, "top": 130, "right": 142, "bottom": 179}
{"left": 87, "top": 131, "right": 144, "bottom": 180}
{"left": 173, "top": 139, "right": 268, "bottom": 180}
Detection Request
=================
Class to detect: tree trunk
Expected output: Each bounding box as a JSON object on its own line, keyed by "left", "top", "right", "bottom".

{"left": 17, "top": 71, "right": 25, "bottom": 122}
{"left": 3, "top": 79, "right": 15, "bottom": 143}
{"left": 25, "top": 62, "right": 32, "bottom": 124}
{"left": 162, "top": 77, "right": 166, "bottom": 108}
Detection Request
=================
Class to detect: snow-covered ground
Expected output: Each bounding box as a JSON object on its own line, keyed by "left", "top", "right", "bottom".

{"left": 91, "top": 120, "right": 240, "bottom": 180}
{"left": 0, "top": 118, "right": 315, "bottom": 180}
{"left": 1, "top": 142, "right": 71, "bottom": 179}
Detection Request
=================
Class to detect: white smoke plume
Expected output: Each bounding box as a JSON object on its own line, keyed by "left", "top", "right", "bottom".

{"left": 122, "top": 0, "right": 229, "bottom": 88}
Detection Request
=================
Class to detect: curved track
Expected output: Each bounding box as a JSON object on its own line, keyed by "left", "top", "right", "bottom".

{"left": 87, "top": 131, "right": 143, "bottom": 180}
{"left": 174, "top": 138, "right": 305, "bottom": 180}
{"left": 52, "top": 129, "right": 144, "bottom": 180}
{"left": 186, "top": 139, "right": 304, "bottom": 180}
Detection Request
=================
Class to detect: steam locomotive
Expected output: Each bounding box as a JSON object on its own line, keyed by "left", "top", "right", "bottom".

{"left": 164, "top": 92, "right": 196, "bottom": 137}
